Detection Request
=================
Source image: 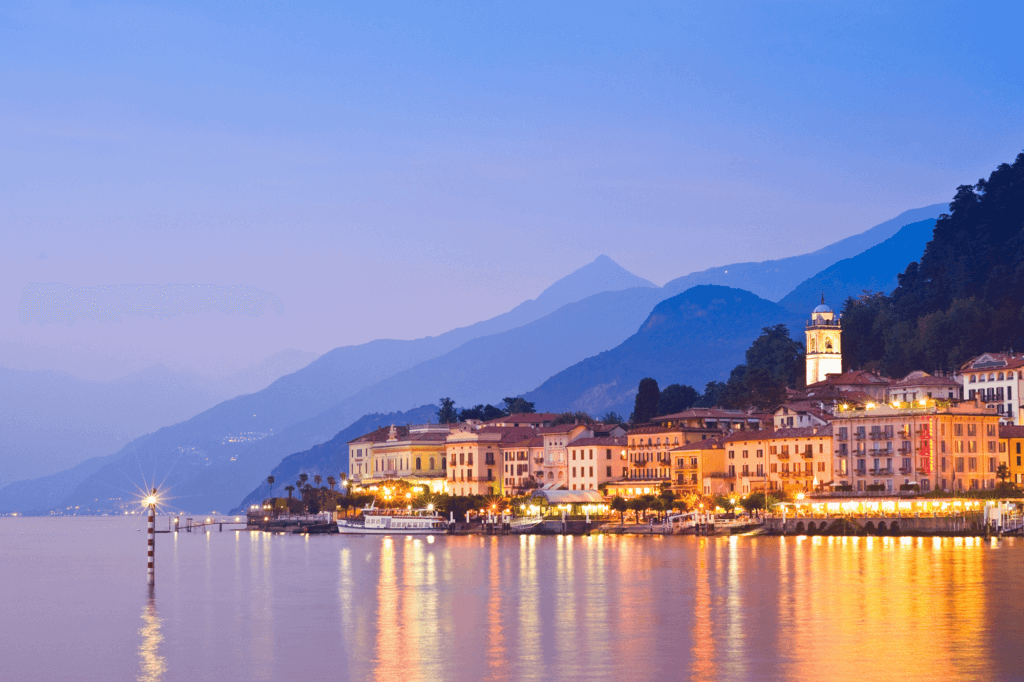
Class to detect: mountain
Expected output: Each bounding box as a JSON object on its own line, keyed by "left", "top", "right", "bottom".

{"left": 0, "top": 256, "right": 654, "bottom": 513}
{"left": 777, "top": 218, "right": 937, "bottom": 315}
{"left": 44, "top": 285, "right": 665, "bottom": 513}
{"left": 0, "top": 349, "right": 319, "bottom": 487}
{"left": 522, "top": 285, "right": 803, "bottom": 416}
{"left": 232, "top": 404, "right": 438, "bottom": 513}
{"left": 662, "top": 205, "right": 946, "bottom": 302}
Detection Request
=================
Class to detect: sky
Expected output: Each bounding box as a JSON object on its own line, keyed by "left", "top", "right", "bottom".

{"left": 1, "top": 1, "right": 1022, "bottom": 380}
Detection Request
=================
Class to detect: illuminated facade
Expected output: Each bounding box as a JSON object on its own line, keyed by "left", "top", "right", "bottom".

{"left": 959, "top": 352, "right": 1024, "bottom": 423}
{"left": 832, "top": 399, "right": 1005, "bottom": 493}
{"left": 349, "top": 424, "right": 451, "bottom": 492}
{"left": 1001, "top": 425, "right": 1024, "bottom": 484}
{"left": 805, "top": 297, "right": 842, "bottom": 386}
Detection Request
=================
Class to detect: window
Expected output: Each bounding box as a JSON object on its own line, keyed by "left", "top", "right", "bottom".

{"left": 970, "top": 374, "right": 977, "bottom": 383}
{"left": 415, "top": 457, "right": 422, "bottom": 470}
{"left": 742, "top": 450, "right": 749, "bottom": 458}
{"left": 459, "top": 453, "right": 465, "bottom": 465}
{"left": 956, "top": 458, "right": 964, "bottom": 472}
{"left": 729, "top": 450, "right": 735, "bottom": 459}
{"left": 606, "top": 466, "right": 612, "bottom": 477}
{"left": 817, "top": 461, "right": 825, "bottom": 472}
{"left": 954, "top": 424, "right": 963, "bottom": 437}
{"left": 989, "top": 458, "right": 996, "bottom": 473}
{"left": 770, "top": 463, "right": 778, "bottom": 473}
{"left": 589, "top": 467, "right": 593, "bottom": 477}
{"left": 999, "top": 372, "right": 1005, "bottom": 380}
{"left": 468, "top": 453, "right": 474, "bottom": 465}
{"left": 441, "top": 457, "right": 446, "bottom": 469}
{"left": 967, "top": 424, "right": 977, "bottom": 437}
{"left": 757, "top": 449, "right": 764, "bottom": 458}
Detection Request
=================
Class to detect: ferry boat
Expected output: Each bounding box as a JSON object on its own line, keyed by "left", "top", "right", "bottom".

{"left": 336, "top": 506, "right": 448, "bottom": 535}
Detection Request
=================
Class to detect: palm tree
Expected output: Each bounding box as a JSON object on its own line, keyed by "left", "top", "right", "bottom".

{"left": 267, "top": 475, "right": 275, "bottom": 497}
{"left": 327, "top": 476, "right": 336, "bottom": 491}
{"left": 313, "top": 474, "right": 322, "bottom": 488}
{"left": 298, "top": 473, "right": 309, "bottom": 488}
{"left": 285, "top": 485, "right": 295, "bottom": 499}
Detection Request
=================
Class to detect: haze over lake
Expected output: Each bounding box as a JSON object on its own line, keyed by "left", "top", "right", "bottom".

{"left": 3, "top": 517, "right": 1023, "bottom": 682}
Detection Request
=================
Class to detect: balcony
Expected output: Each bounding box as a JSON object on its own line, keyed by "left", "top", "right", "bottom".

{"left": 854, "top": 433, "right": 866, "bottom": 440}
{"left": 801, "top": 451, "right": 815, "bottom": 459}
{"left": 868, "top": 468, "right": 894, "bottom": 476}
{"left": 899, "top": 467, "right": 912, "bottom": 475}
{"left": 897, "top": 446, "right": 913, "bottom": 454}
{"left": 777, "top": 453, "right": 791, "bottom": 460}
{"left": 869, "top": 432, "right": 884, "bottom": 441}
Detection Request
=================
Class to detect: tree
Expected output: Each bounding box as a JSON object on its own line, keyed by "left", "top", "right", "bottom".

{"left": 327, "top": 476, "right": 336, "bottom": 491}
{"left": 298, "top": 473, "right": 309, "bottom": 488}
{"left": 552, "top": 411, "right": 594, "bottom": 426}
{"left": 600, "top": 411, "right": 624, "bottom": 424}
{"left": 459, "top": 404, "right": 505, "bottom": 421}
{"left": 610, "top": 496, "right": 628, "bottom": 525}
{"left": 631, "top": 377, "right": 660, "bottom": 424}
{"left": 284, "top": 485, "right": 295, "bottom": 499}
{"left": 694, "top": 381, "right": 727, "bottom": 408}
{"left": 437, "top": 397, "right": 458, "bottom": 424}
{"left": 313, "top": 474, "right": 322, "bottom": 488}
{"left": 266, "top": 475, "right": 275, "bottom": 497}
{"left": 503, "top": 397, "right": 536, "bottom": 414}
{"left": 997, "top": 463, "right": 1010, "bottom": 483}
{"left": 658, "top": 384, "right": 699, "bottom": 415}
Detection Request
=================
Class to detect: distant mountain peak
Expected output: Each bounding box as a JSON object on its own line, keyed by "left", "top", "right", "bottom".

{"left": 532, "top": 255, "right": 655, "bottom": 308}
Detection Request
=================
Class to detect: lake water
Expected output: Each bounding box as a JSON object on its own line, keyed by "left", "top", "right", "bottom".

{"left": 2, "top": 517, "right": 1023, "bottom": 682}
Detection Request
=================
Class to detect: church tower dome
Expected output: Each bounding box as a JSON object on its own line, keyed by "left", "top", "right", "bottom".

{"left": 805, "top": 295, "right": 842, "bottom": 385}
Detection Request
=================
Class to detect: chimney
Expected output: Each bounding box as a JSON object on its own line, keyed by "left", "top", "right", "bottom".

{"left": 974, "top": 396, "right": 981, "bottom": 409}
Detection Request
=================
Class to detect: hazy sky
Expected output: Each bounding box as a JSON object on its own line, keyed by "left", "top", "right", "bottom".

{"left": 2, "top": 1, "right": 1022, "bottom": 380}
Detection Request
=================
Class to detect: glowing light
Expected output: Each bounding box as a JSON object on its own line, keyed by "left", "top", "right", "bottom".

{"left": 144, "top": 496, "right": 157, "bottom": 506}
{"left": 919, "top": 398, "right": 927, "bottom": 406}
{"left": 866, "top": 402, "right": 876, "bottom": 409}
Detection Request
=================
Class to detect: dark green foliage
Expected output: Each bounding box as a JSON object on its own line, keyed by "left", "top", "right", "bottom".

{"left": 841, "top": 154, "right": 1024, "bottom": 375}
{"left": 658, "top": 383, "right": 700, "bottom": 415}
{"left": 631, "top": 377, "right": 660, "bottom": 424}
{"left": 708, "top": 325, "right": 805, "bottom": 410}
{"left": 600, "top": 411, "right": 624, "bottom": 424}
{"left": 502, "top": 397, "right": 536, "bottom": 414}
{"left": 694, "top": 381, "right": 727, "bottom": 408}
{"left": 459, "top": 404, "right": 505, "bottom": 421}
{"left": 436, "top": 397, "right": 458, "bottom": 424}
{"left": 551, "top": 411, "right": 595, "bottom": 426}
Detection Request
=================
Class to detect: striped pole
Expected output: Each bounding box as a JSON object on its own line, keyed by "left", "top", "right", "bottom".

{"left": 147, "top": 488, "right": 156, "bottom": 586}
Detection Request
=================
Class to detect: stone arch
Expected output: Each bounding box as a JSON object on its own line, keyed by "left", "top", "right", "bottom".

{"left": 807, "top": 521, "right": 817, "bottom": 533}
{"left": 889, "top": 521, "right": 900, "bottom": 535}
{"left": 864, "top": 521, "right": 876, "bottom": 534}
{"left": 796, "top": 521, "right": 805, "bottom": 533}
{"left": 877, "top": 521, "right": 887, "bottom": 534}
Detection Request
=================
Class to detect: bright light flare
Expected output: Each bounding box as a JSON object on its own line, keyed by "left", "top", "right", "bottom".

{"left": 144, "top": 496, "right": 157, "bottom": 506}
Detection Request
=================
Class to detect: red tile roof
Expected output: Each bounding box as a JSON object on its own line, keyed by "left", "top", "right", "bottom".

{"left": 1000, "top": 425, "right": 1024, "bottom": 439}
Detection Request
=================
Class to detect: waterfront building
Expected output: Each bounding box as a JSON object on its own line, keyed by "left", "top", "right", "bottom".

{"left": 349, "top": 424, "right": 451, "bottom": 492}
{"left": 446, "top": 426, "right": 536, "bottom": 496}
{"left": 500, "top": 436, "right": 545, "bottom": 495}
{"left": 535, "top": 423, "right": 592, "bottom": 487}
{"left": 685, "top": 426, "right": 834, "bottom": 497}
{"left": 831, "top": 398, "right": 1005, "bottom": 493}
{"left": 958, "top": 352, "right": 1024, "bottom": 423}
{"left": 670, "top": 438, "right": 726, "bottom": 495}
{"left": 1002, "top": 424, "right": 1024, "bottom": 484}
{"left": 566, "top": 436, "right": 626, "bottom": 491}
{"left": 805, "top": 296, "right": 842, "bottom": 386}
{"left": 888, "top": 370, "right": 961, "bottom": 403}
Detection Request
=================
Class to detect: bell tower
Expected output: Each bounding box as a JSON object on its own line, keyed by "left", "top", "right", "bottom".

{"left": 805, "top": 295, "right": 842, "bottom": 386}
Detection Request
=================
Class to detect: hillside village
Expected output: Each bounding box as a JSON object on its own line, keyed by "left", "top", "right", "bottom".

{"left": 345, "top": 298, "right": 1024, "bottom": 503}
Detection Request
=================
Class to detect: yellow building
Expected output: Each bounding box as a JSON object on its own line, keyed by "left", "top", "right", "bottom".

{"left": 349, "top": 424, "right": 450, "bottom": 492}
{"left": 1001, "top": 425, "right": 1024, "bottom": 484}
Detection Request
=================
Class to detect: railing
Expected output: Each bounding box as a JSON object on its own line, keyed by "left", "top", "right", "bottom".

{"left": 897, "top": 447, "right": 913, "bottom": 454}
{"left": 777, "top": 453, "right": 790, "bottom": 460}
{"left": 802, "top": 452, "right": 814, "bottom": 459}
{"left": 854, "top": 433, "right": 866, "bottom": 440}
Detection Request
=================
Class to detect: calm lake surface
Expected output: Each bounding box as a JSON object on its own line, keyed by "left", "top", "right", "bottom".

{"left": 2, "top": 517, "right": 1023, "bottom": 682}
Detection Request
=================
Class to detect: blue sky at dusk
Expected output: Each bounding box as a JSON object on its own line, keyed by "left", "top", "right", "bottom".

{"left": 1, "top": 1, "right": 1022, "bottom": 379}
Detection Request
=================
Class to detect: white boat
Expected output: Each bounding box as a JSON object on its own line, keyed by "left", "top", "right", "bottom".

{"left": 336, "top": 507, "right": 448, "bottom": 535}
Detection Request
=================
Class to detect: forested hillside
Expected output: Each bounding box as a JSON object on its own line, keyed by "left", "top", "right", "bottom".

{"left": 842, "top": 153, "right": 1024, "bottom": 375}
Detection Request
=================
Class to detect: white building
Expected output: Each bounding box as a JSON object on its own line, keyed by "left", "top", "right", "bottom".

{"left": 959, "top": 353, "right": 1024, "bottom": 424}
{"left": 805, "top": 296, "right": 842, "bottom": 386}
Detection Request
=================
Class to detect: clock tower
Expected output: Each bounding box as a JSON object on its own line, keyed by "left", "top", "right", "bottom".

{"left": 806, "top": 295, "right": 842, "bottom": 386}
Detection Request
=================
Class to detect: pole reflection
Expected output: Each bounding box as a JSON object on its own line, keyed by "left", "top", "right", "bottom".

{"left": 137, "top": 587, "right": 167, "bottom": 682}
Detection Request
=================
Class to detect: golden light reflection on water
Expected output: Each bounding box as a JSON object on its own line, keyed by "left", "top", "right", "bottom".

{"left": 137, "top": 591, "right": 167, "bottom": 682}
